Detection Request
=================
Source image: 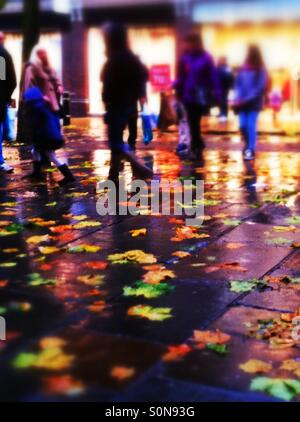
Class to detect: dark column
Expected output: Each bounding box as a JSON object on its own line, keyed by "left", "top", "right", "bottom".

{"left": 62, "top": 6, "right": 89, "bottom": 117}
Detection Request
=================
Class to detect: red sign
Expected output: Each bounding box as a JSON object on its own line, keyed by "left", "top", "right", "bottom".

{"left": 150, "top": 64, "right": 171, "bottom": 91}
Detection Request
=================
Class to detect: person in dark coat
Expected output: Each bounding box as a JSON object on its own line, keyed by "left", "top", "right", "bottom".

{"left": 175, "top": 33, "right": 218, "bottom": 160}
{"left": 216, "top": 56, "right": 234, "bottom": 122}
{"left": 0, "top": 32, "right": 17, "bottom": 172}
{"left": 101, "top": 23, "right": 153, "bottom": 180}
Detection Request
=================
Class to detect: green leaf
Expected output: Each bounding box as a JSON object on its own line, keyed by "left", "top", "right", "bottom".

{"left": 286, "top": 216, "right": 300, "bottom": 225}
{"left": 206, "top": 343, "right": 229, "bottom": 355}
{"left": 128, "top": 305, "right": 173, "bottom": 321}
{"left": 250, "top": 377, "right": 300, "bottom": 401}
{"left": 0, "top": 306, "right": 7, "bottom": 315}
{"left": 123, "top": 281, "right": 175, "bottom": 299}
{"left": 28, "top": 273, "right": 56, "bottom": 287}
{"left": 229, "top": 279, "right": 267, "bottom": 294}
{"left": 222, "top": 219, "right": 241, "bottom": 227}
{"left": 13, "top": 353, "right": 37, "bottom": 369}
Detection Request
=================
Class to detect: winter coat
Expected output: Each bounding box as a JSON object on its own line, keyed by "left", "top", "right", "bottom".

{"left": 234, "top": 66, "right": 268, "bottom": 111}
{"left": 175, "top": 50, "right": 218, "bottom": 109}
{"left": 20, "top": 62, "right": 62, "bottom": 112}
{"left": 0, "top": 45, "right": 17, "bottom": 122}
{"left": 23, "top": 87, "right": 64, "bottom": 151}
{"left": 101, "top": 49, "right": 148, "bottom": 108}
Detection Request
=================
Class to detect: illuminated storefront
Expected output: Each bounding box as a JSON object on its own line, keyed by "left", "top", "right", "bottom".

{"left": 193, "top": 0, "right": 300, "bottom": 113}
{"left": 0, "top": 0, "right": 68, "bottom": 103}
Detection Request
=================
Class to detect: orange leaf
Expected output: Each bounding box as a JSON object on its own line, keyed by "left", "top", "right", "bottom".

{"left": 163, "top": 344, "right": 192, "bottom": 362}
{"left": 110, "top": 366, "right": 135, "bottom": 381}
{"left": 193, "top": 329, "right": 231, "bottom": 349}
{"left": 84, "top": 261, "right": 108, "bottom": 270}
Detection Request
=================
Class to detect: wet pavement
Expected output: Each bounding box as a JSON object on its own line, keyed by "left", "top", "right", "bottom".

{"left": 0, "top": 117, "right": 300, "bottom": 402}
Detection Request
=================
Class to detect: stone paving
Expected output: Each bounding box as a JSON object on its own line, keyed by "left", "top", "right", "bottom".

{"left": 0, "top": 118, "right": 300, "bottom": 402}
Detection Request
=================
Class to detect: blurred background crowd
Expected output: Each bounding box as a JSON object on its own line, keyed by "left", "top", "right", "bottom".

{"left": 1, "top": 0, "right": 300, "bottom": 122}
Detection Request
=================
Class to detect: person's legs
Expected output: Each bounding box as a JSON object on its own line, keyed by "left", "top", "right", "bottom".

{"left": 24, "top": 147, "right": 43, "bottom": 179}
{"left": 45, "top": 150, "right": 75, "bottom": 185}
{"left": 107, "top": 106, "right": 153, "bottom": 179}
{"left": 0, "top": 110, "right": 13, "bottom": 172}
{"left": 239, "top": 111, "right": 248, "bottom": 149}
{"left": 186, "top": 104, "right": 204, "bottom": 153}
{"left": 0, "top": 121, "right": 4, "bottom": 165}
{"left": 127, "top": 109, "right": 138, "bottom": 150}
{"left": 219, "top": 95, "right": 229, "bottom": 119}
{"left": 247, "top": 111, "right": 259, "bottom": 153}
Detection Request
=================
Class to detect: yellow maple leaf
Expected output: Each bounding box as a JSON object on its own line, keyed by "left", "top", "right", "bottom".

{"left": 239, "top": 359, "right": 272, "bottom": 374}
{"left": 27, "top": 235, "right": 52, "bottom": 244}
{"left": 38, "top": 246, "right": 60, "bottom": 255}
{"left": 129, "top": 228, "right": 147, "bottom": 237}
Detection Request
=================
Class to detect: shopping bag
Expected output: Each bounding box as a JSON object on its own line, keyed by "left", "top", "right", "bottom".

{"left": 3, "top": 102, "right": 17, "bottom": 142}
{"left": 141, "top": 105, "right": 153, "bottom": 145}
{"left": 176, "top": 103, "right": 190, "bottom": 155}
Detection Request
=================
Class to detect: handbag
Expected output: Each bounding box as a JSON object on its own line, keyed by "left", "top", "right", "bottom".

{"left": 3, "top": 102, "right": 17, "bottom": 141}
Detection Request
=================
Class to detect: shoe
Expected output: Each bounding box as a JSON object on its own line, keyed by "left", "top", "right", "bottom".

{"left": 0, "top": 163, "right": 14, "bottom": 173}
{"left": 176, "top": 144, "right": 189, "bottom": 155}
{"left": 23, "top": 161, "right": 43, "bottom": 179}
{"left": 58, "top": 164, "right": 76, "bottom": 186}
{"left": 244, "top": 149, "right": 255, "bottom": 161}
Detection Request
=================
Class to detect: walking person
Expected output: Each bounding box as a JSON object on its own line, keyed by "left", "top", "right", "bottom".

{"left": 101, "top": 23, "right": 153, "bottom": 181}
{"left": 216, "top": 56, "right": 234, "bottom": 122}
{"left": 20, "top": 46, "right": 75, "bottom": 184}
{"left": 175, "top": 33, "right": 217, "bottom": 160}
{"left": 0, "top": 31, "right": 17, "bottom": 172}
{"left": 127, "top": 63, "right": 148, "bottom": 151}
{"left": 233, "top": 44, "right": 268, "bottom": 161}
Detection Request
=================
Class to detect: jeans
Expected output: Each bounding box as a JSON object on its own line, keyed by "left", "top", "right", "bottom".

{"left": 239, "top": 110, "right": 259, "bottom": 152}
{"left": 185, "top": 104, "right": 205, "bottom": 151}
{"left": 106, "top": 105, "right": 137, "bottom": 155}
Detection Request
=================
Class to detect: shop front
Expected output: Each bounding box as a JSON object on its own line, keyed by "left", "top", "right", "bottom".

{"left": 193, "top": 0, "right": 300, "bottom": 115}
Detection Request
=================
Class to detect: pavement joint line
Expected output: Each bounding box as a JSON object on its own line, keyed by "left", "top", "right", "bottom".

{"left": 230, "top": 244, "right": 300, "bottom": 306}
{"left": 232, "top": 301, "right": 296, "bottom": 314}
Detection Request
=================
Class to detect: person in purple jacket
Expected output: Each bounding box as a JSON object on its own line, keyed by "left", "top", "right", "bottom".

{"left": 233, "top": 45, "right": 268, "bottom": 161}
{"left": 176, "top": 33, "right": 217, "bottom": 160}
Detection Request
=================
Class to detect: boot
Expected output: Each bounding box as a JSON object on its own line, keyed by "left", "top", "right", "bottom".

{"left": 58, "top": 164, "right": 76, "bottom": 186}
{"left": 24, "top": 161, "right": 43, "bottom": 180}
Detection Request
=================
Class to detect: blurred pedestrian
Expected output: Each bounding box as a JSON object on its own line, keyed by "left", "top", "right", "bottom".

{"left": 269, "top": 89, "right": 282, "bottom": 126}
{"left": 216, "top": 56, "right": 234, "bottom": 122}
{"left": 0, "top": 31, "right": 17, "bottom": 172}
{"left": 127, "top": 66, "right": 148, "bottom": 150}
{"left": 101, "top": 22, "right": 153, "bottom": 181}
{"left": 20, "top": 46, "right": 75, "bottom": 184}
{"left": 175, "top": 32, "right": 217, "bottom": 160}
{"left": 233, "top": 44, "right": 268, "bottom": 161}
